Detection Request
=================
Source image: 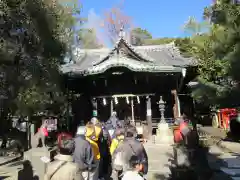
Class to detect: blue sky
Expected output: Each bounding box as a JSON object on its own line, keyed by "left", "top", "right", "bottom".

{"left": 80, "top": 0, "right": 212, "bottom": 38}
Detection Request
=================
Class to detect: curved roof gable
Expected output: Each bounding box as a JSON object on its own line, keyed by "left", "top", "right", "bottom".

{"left": 61, "top": 30, "right": 195, "bottom": 75}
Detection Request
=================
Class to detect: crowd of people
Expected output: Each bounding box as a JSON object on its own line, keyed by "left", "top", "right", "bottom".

{"left": 44, "top": 113, "right": 148, "bottom": 180}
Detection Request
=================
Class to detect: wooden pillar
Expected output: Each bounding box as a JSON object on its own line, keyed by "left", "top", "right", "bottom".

{"left": 110, "top": 99, "right": 113, "bottom": 116}
{"left": 171, "top": 90, "right": 180, "bottom": 119}
{"left": 146, "top": 96, "right": 152, "bottom": 138}
{"left": 177, "top": 95, "right": 181, "bottom": 117}
{"left": 131, "top": 99, "right": 135, "bottom": 123}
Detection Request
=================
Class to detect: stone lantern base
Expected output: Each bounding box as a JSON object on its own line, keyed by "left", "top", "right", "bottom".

{"left": 155, "top": 121, "right": 173, "bottom": 144}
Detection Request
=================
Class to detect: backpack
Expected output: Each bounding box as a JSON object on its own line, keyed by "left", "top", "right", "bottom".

{"left": 113, "top": 141, "right": 136, "bottom": 172}
{"left": 113, "top": 150, "right": 124, "bottom": 171}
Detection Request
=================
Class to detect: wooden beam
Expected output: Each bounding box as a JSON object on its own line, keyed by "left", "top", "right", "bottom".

{"left": 92, "top": 93, "right": 155, "bottom": 98}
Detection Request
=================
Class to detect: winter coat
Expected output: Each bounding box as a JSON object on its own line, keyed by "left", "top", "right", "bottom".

{"left": 113, "top": 137, "right": 148, "bottom": 174}
{"left": 85, "top": 125, "right": 102, "bottom": 161}
{"left": 73, "top": 135, "right": 95, "bottom": 171}
{"left": 44, "top": 154, "right": 83, "bottom": 180}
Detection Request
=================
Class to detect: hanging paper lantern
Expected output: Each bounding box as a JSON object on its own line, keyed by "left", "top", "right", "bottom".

{"left": 114, "top": 97, "right": 118, "bottom": 104}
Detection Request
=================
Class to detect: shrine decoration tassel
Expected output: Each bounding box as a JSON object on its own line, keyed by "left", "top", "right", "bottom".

{"left": 126, "top": 97, "right": 129, "bottom": 104}
{"left": 137, "top": 96, "right": 140, "bottom": 104}
{"left": 114, "top": 97, "right": 118, "bottom": 104}
{"left": 103, "top": 98, "right": 107, "bottom": 106}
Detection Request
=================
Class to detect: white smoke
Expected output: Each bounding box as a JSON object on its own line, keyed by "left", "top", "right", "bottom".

{"left": 84, "top": 8, "right": 135, "bottom": 47}
{"left": 83, "top": 9, "right": 110, "bottom": 47}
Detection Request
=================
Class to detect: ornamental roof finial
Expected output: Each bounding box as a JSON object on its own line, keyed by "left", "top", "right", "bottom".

{"left": 118, "top": 24, "right": 125, "bottom": 39}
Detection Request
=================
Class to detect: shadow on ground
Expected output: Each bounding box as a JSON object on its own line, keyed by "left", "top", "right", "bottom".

{"left": 17, "top": 160, "right": 39, "bottom": 180}
{"left": 149, "top": 130, "right": 234, "bottom": 180}
{"left": 0, "top": 176, "right": 10, "bottom": 180}
{"left": 7, "top": 160, "right": 24, "bottom": 167}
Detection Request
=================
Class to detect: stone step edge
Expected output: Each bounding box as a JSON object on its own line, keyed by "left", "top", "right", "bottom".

{"left": 0, "top": 155, "right": 22, "bottom": 167}
{"left": 198, "top": 128, "right": 239, "bottom": 154}
{"left": 220, "top": 167, "right": 240, "bottom": 177}
{"left": 232, "top": 177, "right": 240, "bottom": 180}
{"left": 208, "top": 153, "right": 240, "bottom": 169}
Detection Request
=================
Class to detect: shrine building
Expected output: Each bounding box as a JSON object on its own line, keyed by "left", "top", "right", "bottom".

{"left": 61, "top": 29, "right": 196, "bottom": 134}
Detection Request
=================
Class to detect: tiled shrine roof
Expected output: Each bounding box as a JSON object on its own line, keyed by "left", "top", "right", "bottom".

{"left": 61, "top": 31, "right": 196, "bottom": 76}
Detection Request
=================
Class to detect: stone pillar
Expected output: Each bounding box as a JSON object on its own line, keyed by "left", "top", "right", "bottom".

{"left": 146, "top": 96, "right": 152, "bottom": 138}
{"left": 171, "top": 90, "right": 180, "bottom": 119}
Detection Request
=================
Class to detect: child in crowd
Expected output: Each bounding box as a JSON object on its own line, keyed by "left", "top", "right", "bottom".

{"left": 122, "top": 155, "right": 145, "bottom": 180}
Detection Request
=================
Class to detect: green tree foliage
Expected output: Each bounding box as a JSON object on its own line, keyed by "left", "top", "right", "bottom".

{"left": 144, "top": 38, "right": 176, "bottom": 45}
{"left": 182, "top": 0, "right": 240, "bottom": 108}
{"left": 130, "top": 28, "right": 178, "bottom": 46}
{"left": 182, "top": 16, "right": 210, "bottom": 36}
{"left": 131, "top": 28, "right": 152, "bottom": 45}
{"left": 78, "top": 28, "right": 103, "bottom": 49}
{"left": 0, "top": 0, "right": 81, "bottom": 117}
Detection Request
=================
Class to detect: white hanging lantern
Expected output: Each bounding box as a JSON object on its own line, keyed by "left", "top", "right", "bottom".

{"left": 114, "top": 97, "right": 118, "bottom": 104}
{"left": 137, "top": 96, "right": 140, "bottom": 104}
{"left": 126, "top": 97, "right": 129, "bottom": 104}
{"left": 103, "top": 98, "right": 106, "bottom": 106}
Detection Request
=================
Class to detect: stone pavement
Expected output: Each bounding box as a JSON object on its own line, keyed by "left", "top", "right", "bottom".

{"left": 0, "top": 147, "right": 56, "bottom": 180}
{"left": 0, "top": 142, "right": 174, "bottom": 180}
{"left": 208, "top": 144, "right": 240, "bottom": 180}
{"left": 200, "top": 126, "right": 240, "bottom": 179}
{"left": 219, "top": 141, "right": 240, "bottom": 154}
{"left": 144, "top": 142, "right": 173, "bottom": 180}
{"left": 0, "top": 156, "right": 22, "bottom": 166}
{"left": 199, "top": 126, "right": 227, "bottom": 139}
{"left": 0, "top": 159, "right": 23, "bottom": 180}
{"left": 199, "top": 126, "right": 240, "bottom": 153}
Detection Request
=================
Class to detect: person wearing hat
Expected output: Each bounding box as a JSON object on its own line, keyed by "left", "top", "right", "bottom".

{"left": 44, "top": 135, "right": 83, "bottom": 180}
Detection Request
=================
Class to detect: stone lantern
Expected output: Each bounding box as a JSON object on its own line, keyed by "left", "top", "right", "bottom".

{"left": 158, "top": 96, "right": 166, "bottom": 124}
{"left": 156, "top": 96, "right": 173, "bottom": 144}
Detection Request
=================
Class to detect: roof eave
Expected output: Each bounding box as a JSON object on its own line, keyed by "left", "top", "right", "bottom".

{"left": 60, "top": 66, "right": 183, "bottom": 76}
